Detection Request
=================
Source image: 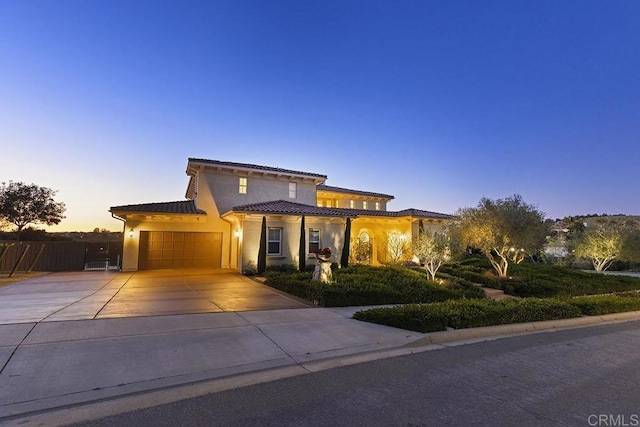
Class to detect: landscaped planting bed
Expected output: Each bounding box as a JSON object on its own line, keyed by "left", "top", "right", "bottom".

{"left": 440, "top": 257, "right": 640, "bottom": 298}
{"left": 353, "top": 293, "right": 640, "bottom": 333}
{"left": 264, "top": 265, "right": 485, "bottom": 307}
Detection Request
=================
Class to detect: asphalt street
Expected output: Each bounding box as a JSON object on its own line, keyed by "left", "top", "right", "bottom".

{"left": 67, "top": 319, "right": 640, "bottom": 427}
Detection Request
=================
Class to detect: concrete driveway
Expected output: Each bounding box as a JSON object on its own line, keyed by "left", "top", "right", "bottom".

{"left": 0, "top": 269, "right": 310, "bottom": 324}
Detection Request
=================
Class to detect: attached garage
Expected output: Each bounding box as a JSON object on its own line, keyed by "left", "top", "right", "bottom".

{"left": 138, "top": 231, "right": 222, "bottom": 270}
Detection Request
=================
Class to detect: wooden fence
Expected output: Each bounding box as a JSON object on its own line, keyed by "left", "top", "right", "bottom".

{"left": 0, "top": 241, "right": 123, "bottom": 273}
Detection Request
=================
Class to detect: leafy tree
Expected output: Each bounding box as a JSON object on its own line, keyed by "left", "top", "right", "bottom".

{"left": 350, "top": 232, "right": 373, "bottom": 265}
{"left": 0, "top": 181, "right": 66, "bottom": 240}
{"left": 573, "top": 219, "right": 640, "bottom": 273}
{"left": 412, "top": 228, "right": 451, "bottom": 281}
{"left": 457, "top": 194, "right": 546, "bottom": 277}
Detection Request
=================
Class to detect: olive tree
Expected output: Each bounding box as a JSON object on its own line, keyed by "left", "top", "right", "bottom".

{"left": 457, "top": 194, "right": 546, "bottom": 277}
{"left": 412, "top": 228, "right": 451, "bottom": 281}
{"left": 573, "top": 219, "right": 640, "bottom": 273}
{"left": 0, "top": 181, "right": 66, "bottom": 240}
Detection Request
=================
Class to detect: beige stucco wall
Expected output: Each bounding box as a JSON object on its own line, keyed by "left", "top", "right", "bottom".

{"left": 239, "top": 215, "right": 346, "bottom": 271}
{"left": 202, "top": 169, "right": 317, "bottom": 214}
{"left": 120, "top": 174, "right": 239, "bottom": 271}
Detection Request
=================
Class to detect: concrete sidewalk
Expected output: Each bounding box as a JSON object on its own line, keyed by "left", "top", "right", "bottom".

{"left": 0, "top": 307, "right": 422, "bottom": 420}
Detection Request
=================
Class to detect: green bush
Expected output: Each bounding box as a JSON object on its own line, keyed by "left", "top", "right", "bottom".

{"left": 353, "top": 305, "right": 448, "bottom": 333}
{"left": 264, "top": 265, "right": 485, "bottom": 307}
{"left": 441, "top": 257, "right": 640, "bottom": 298}
{"left": 568, "top": 292, "right": 640, "bottom": 316}
{"left": 353, "top": 298, "right": 582, "bottom": 333}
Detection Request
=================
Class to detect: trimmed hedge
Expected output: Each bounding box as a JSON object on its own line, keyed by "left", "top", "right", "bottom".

{"left": 353, "top": 292, "right": 640, "bottom": 332}
{"left": 264, "top": 265, "right": 485, "bottom": 307}
{"left": 353, "top": 298, "right": 581, "bottom": 333}
{"left": 568, "top": 292, "right": 640, "bottom": 316}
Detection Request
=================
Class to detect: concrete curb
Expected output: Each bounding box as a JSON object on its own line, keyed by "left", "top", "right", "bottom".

{"left": 6, "top": 311, "right": 640, "bottom": 426}
{"left": 406, "top": 310, "right": 640, "bottom": 346}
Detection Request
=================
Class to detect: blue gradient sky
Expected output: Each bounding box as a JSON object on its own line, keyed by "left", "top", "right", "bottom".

{"left": 1, "top": 1, "right": 639, "bottom": 231}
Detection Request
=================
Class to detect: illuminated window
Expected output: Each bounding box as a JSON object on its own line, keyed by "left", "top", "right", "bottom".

{"left": 239, "top": 177, "right": 247, "bottom": 194}
{"left": 375, "top": 202, "right": 380, "bottom": 210}
{"left": 349, "top": 200, "right": 355, "bottom": 208}
{"left": 289, "top": 182, "right": 297, "bottom": 199}
{"left": 335, "top": 200, "right": 340, "bottom": 208}
{"left": 267, "top": 228, "right": 282, "bottom": 255}
{"left": 309, "top": 228, "right": 320, "bottom": 252}
{"left": 363, "top": 201, "right": 368, "bottom": 210}
{"left": 317, "top": 201, "right": 324, "bottom": 207}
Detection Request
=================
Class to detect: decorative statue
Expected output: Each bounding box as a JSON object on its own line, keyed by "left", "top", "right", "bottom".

{"left": 311, "top": 247, "right": 333, "bottom": 283}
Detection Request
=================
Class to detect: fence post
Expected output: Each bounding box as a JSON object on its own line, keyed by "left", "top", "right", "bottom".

{"left": 9, "top": 244, "right": 31, "bottom": 278}
{"left": 27, "top": 244, "right": 46, "bottom": 273}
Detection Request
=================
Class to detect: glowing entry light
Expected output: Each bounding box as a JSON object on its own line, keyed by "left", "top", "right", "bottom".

{"left": 129, "top": 229, "right": 134, "bottom": 238}
{"left": 234, "top": 228, "right": 242, "bottom": 238}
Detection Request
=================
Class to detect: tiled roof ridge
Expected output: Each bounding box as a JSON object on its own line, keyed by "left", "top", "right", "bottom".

{"left": 230, "top": 199, "right": 351, "bottom": 216}
{"left": 230, "top": 200, "right": 451, "bottom": 219}
{"left": 395, "top": 208, "right": 453, "bottom": 219}
{"left": 316, "top": 184, "right": 395, "bottom": 200}
{"left": 110, "top": 200, "right": 206, "bottom": 214}
{"left": 343, "top": 207, "right": 452, "bottom": 219}
{"left": 188, "top": 158, "right": 327, "bottom": 179}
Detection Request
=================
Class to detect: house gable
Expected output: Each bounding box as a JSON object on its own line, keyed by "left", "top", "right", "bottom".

{"left": 187, "top": 158, "right": 326, "bottom": 215}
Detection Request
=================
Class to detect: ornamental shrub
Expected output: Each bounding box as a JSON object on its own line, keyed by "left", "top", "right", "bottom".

{"left": 568, "top": 292, "right": 640, "bottom": 316}
{"left": 353, "top": 298, "right": 581, "bottom": 333}
{"left": 264, "top": 264, "right": 484, "bottom": 307}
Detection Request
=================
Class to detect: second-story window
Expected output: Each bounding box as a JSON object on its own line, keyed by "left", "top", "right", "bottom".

{"left": 289, "top": 182, "right": 297, "bottom": 199}
{"left": 349, "top": 200, "right": 355, "bottom": 208}
{"left": 363, "top": 201, "right": 368, "bottom": 210}
{"left": 375, "top": 202, "right": 380, "bottom": 210}
{"left": 239, "top": 177, "right": 247, "bottom": 194}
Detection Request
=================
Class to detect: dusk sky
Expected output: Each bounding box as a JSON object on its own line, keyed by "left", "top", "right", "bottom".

{"left": 1, "top": 1, "right": 639, "bottom": 232}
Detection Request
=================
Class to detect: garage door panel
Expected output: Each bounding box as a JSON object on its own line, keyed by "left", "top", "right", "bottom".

{"left": 138, "top": 231, "right": 222, "bottom": 270}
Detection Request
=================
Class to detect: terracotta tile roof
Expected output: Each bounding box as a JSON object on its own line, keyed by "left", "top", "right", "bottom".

{"left": 110, "top": 200, "right": 206, "bottom": 214}
{"left": 230, "top": 200, "right": 351, "bottom": 217}
{"left": 188, "top": 158, "right": 327, "bottom": 179}
{"left": 394, "top": 208, "right": 453, "bottom": 219}
{"left": 344, "top": 208, "right": 452, "bottom": 220}
{"left": 229, "top": 200, "right": 451, "bottom": 220}
{"left": 316, "top": 184, "right": 395, "bottom": 200}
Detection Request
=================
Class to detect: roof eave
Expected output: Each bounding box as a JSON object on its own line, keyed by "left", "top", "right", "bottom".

{"left": 187, "top": 158, "right": 327, "bottom": 184}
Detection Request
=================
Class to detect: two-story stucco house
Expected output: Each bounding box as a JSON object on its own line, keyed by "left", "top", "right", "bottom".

{"left": 110, "top": 158, "right": 452, "bottom": 271}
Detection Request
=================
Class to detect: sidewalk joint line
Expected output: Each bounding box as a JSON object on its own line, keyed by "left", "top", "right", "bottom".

{"left": 0, "top": 322, "right": 37, "bottom": 376}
